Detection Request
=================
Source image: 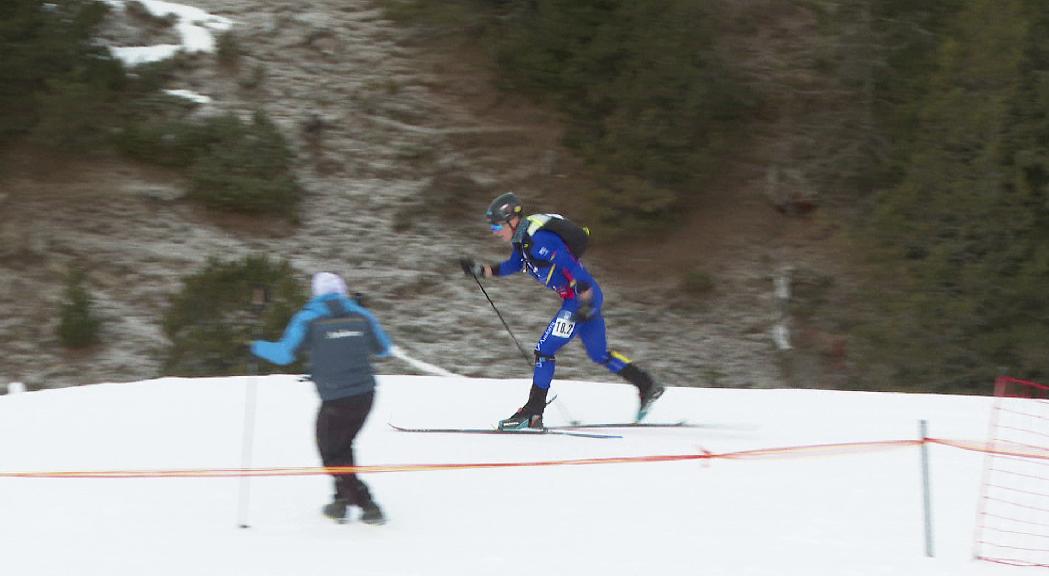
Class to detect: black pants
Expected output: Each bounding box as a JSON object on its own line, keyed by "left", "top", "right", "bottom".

{"left": 316, "top": 391, "right": 375, "bottom": 505}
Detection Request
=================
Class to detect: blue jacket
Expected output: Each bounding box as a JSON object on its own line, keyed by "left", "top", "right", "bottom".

{"left": 251, "top": 293, "right": 392, "bottom": 401}
{"left": 495, "top": 227, "right": 600, "bottom": 305}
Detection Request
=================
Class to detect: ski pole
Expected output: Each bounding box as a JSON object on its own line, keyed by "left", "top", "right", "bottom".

{"left": 237, "top": 285, "right": 269, "bottom": 529}
{"left": 468, "top": 271, "right": 580, "bottom": 425}
{"left": 470, "top": 272, "right": 532, "bottom": 364}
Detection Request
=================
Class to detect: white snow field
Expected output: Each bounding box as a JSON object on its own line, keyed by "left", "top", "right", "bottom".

{"left": 0, "top": 374, "right": 1037, "bottom": 575}
{"left": 104, "top": 0, "right": 233, "bottom": 67}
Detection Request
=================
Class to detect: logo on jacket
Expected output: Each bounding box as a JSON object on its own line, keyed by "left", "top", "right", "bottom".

{"left": 326, "top": 330, "right": 363, "bottom": 339}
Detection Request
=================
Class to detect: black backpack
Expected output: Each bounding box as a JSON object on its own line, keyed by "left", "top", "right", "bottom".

{"left": 513, "top": 214, "right": 590, "bottom": 265}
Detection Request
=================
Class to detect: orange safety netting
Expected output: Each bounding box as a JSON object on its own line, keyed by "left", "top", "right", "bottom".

{"left": 972, "top": 376, "right": 1049, "bottom": 569}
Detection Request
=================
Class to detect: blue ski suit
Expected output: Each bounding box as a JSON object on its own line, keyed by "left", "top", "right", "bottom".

{"left": 492, "top": 215, "right": 632, "bottom": 390}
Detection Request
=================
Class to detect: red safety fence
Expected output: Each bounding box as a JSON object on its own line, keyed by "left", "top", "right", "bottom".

{"left": 974, "top": 376, "right": 1049, "bottom": 568}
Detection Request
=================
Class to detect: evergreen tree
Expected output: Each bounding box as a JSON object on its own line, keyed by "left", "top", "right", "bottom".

{"left": 494, "top": 0, "right": 752, "bottom": 231}
{"left": 0, "top": 0, "right": 123, "bottom": 146}
{"left": 188, "top": 112, "right": 301, "bottom": 216}
{"left": 162, "top": 256, "right": 306, "bottom": 377}
{"left": 856, "top": 0, "right": 1049, "bottom": 392}
{"left": 57, "top": 269, "right": 102, "bottom": 349}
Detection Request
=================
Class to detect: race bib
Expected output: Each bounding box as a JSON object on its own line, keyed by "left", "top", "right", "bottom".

{"left": 552, "top": 316, "right": 575, "bottom": 338}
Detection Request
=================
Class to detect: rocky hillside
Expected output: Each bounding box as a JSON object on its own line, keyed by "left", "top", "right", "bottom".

{"left": 0, "top": 0, "right": 847, "bottom": 391}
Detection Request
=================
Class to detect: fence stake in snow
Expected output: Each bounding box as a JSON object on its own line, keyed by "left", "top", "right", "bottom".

{"left": 920, "top": 419, "right": 934, "bottom": 557}
{"left": 237, "top": 285, "right": 269, "bottom": 529}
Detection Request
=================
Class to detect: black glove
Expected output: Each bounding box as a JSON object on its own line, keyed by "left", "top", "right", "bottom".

{"left": 459, "top": 257, "right": 484, "bottom": 278}
{"left": 352, "top": 291, "right": 368, "bottom": 308}
{"left": 575, "top": 302, "right": 594, "bottom": 322}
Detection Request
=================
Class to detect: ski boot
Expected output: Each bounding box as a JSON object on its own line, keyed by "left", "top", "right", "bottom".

{"left": 498, "top": 383, "right": 548, "bottom": 430}
{"left": 619, "top": 364, "right": 664, "bottom": 421}
{"left": 498, "top": 412, "right": 544, "bottom": 430}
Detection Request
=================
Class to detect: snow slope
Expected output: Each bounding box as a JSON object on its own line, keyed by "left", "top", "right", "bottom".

{"left": 0, "top": 375, "right": 1031, "bottom": 575}
{"left": 104, "top": 0, "right": 233, "bottom": 67}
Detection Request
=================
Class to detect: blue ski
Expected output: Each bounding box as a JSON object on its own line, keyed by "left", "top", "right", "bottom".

{"left": 549, "top": 421, "right": 691, "bottom": 429}
{"left": 549, "top": 421, "right": 755, "bottom": 431}
{"left": 387, "top": 423, "right": 621, "bottom": 439}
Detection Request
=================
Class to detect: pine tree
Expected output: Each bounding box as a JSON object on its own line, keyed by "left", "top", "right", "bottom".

{"left": 0, "top": 0, "right": 121, "bottom": 146}
{"left": 856, "top": 0, "right": 1049, "bottom": 392}
{"left": 57, "top": 269, "right": 102, "bottom": 349}
{"left": 162, "top": 256, "right": 306, "bottom": 377}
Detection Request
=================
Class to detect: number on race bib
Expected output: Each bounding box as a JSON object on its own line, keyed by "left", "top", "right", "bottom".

{"left": 552, "top": 317, "right": 575, "bottom": 338}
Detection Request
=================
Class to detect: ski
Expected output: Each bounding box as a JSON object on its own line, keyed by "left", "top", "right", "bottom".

{"left": 387, "top": 423, "right": 621, "bottom": 439}
{"left": 549, "top": 421, "right": 755, "bottom": 431}
{"left": 548, "top": 421, "right": 692, "bottom": 430}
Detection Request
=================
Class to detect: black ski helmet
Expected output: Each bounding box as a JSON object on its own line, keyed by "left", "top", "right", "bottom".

{"left": 485, "top": 192, "right": 523, "bottom": 225}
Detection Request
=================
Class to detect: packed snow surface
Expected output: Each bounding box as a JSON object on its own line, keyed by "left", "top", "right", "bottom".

{"left": 0, "top": 374, "right": 1029, "bottom": 575}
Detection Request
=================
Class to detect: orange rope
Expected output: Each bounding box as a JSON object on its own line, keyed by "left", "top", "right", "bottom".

{"left": 0, "top": 437, "right": 970, "bottom": 479}
{"left": 930, "top": 438, "right": 1049, "bottom": 460}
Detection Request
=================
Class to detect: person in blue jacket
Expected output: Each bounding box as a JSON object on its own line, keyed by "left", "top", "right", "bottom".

{"left": 460, "top": 192, "right": 664, "bottom": 430}
{"left": 251, "top": 272, "right": 391, "bottom": 525}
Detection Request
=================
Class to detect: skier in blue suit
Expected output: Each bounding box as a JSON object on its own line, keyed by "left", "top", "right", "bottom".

{"left": 460, "top": 192, "right": 664, "bottom": 430}
{"left": 251, "top": 272, "right": 391, "bottom": 525}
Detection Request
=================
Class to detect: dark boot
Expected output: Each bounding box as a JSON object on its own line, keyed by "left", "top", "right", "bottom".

{"left": 350, "top": 481, "right": 386, "bottom": 525}
{"left": 322, "top": 498, "right": 349, "bottom": 523}
{"left": 498, "top": 383, "right": 548, "bottom": 430}
{"left": 619, "top": 364, "right": 664, "bottom": 421}
{"left": 359, "top": 499, "right": 386, "bottom": 525}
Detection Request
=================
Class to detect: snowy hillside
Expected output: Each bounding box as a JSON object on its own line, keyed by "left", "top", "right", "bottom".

{"left": 4, "top": 0, "right": 800, "bottom": 392}
{"left": 0, "top": 375, "right": 1031, "bottom": 575}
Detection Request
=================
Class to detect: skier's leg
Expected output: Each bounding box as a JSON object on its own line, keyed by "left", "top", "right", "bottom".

{"left": 317, "top": 400, "right": 350, "bottom": 521}
{"left": 338, "top": 391, "right": 375, "bottom": 505}
{"left": 340, "top": 391, "right": 384, "bottom": 524}
{"left": 532, "top": 307, "right": 578, "bottom": 391}
{"left": 499, "top": 307, "right": 576, "bottom": 429}
{"left": 578, "top": 312, "right": 614, "bottom": 368}
{"left": 576, "top": 312, "right": 629, "bottom": 373}
{"left": 317, "top": 392, "right": 381, "bottom": 522}
{"left": 578, "top": 313, "right": 664, "bottom": 420}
